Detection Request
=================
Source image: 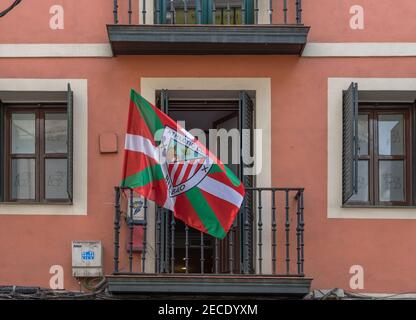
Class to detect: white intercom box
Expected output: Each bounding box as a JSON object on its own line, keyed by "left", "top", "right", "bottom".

{"left": 71, "top": 241, "right": 103, "bottom": 277}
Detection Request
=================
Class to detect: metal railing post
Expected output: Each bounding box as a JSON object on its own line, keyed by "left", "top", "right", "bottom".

{"left": 243, "top": 194, "right": 250, "bottom": 274}
{"left": 257, "top": 190, "right": 263, "bottom": 274}
{"left": 300, "top": 190, "right": 305, "bottom": 275}
{"left": 268, "top": 0, "right": 273, "bottom": 24}
{"left": 184, "top": 0, "right": 189, "bottom": 24}
{"left": 242, "top": 0, "right": 246, "bottom": 24}
{"left": 283, "top": 0, "right": 288, "bottom": 24}
{"left": 142, "top": 0, "right": 147, "bottom": 24}
{"left": 271, "top": 190, "right": 277, "bottom": 275}
{"left": 185, "top": 225, "right": 190, "bottom": 273}
{"left": 128, "top": 189, "right": 134, "bottom": 272}
{"left": 113, "top": 0, "right": 119, "bottom": 24}
{"left": 285, "top": 190, "right": 290, "bottom": 275}
{"left": 128, "top": 0, "right": 132, "bottom": 24}
{"left": 254, "top": 0, "right": 259, "bottom": 24}
{"left": 200, "top": 232, "right": 205, "bottom": 274}
{"left": 214, "top": 238, "right": 219, "bottom": 273}
{"left": 296, "top": 190, "right": 302, "bottom": 275}
{"left": 113, "top": 187, "right": 121, "bottom": 273}
{"left": 141, "top": 199, "right": 148, "bottom": 273}
{"left": 170, "top": 212, "right": 176, "bottom": 273}
{"left": 296, "top": 0, "right": 302, "bottom": 24}
{"left": 156, "top": 207, "right": 162, "bottom": 273}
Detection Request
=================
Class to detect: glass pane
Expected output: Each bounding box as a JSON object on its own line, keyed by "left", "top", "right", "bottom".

{"left": 11, "top": 113, "right": 36, "bottom": 154}
{"left": 348, "top": 160, "right": 369, "bottom": 202}
{"left": 358, "top": 114, "right": 368, "bottom": 155}
{"left": 378, "top": 114, "right": 404, "bottom": 155}
{"left": 214, "top": 4, "right": 242, "bottom": 24}
{"left": 172, "top": 1, "right": 196, "bottom": 24}
{"left": 45, "top": 159, "right": 68, "bottom": 199}
{"left": 11, "top": 159, "right": 36, "bottom": 200}
{"left": 170, "top": 0, "right": 243, "bottom": 25}
{"left": 379, "top": 160, "right": 405, "bottom": 202}
{"left": 45, "top": 113, "right": 67, "bottom": 153}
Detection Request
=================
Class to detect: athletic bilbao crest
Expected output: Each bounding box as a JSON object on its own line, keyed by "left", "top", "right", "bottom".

{"left": 160, "top": 126, "right": 213, "bottom": 197}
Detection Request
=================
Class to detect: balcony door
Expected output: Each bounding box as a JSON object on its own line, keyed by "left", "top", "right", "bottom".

{"left": 155, "top": 90, "right": 254, "bottom": 274}
{"left": 155, "top": 0, "right": 255, "bottom": 25}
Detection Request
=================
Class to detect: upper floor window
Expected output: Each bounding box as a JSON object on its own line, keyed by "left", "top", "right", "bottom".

{"left": 155, "top": 0, "right": 255, "bottom": 25}
{"left": 0, "top": 86, "right": 73, "bottom": 204}
{"left": 342, "top": 83, "right": 414, "bottom": 207}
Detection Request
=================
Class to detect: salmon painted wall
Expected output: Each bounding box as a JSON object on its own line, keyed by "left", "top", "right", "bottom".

{"left": 0, "top": 0, "right": 416, "bottom": 43}
{"left": 1, "top": 56, "right": 416, "bottom": 292}
{"left": 1, "top": 0, "right": 416, "bottom": 294}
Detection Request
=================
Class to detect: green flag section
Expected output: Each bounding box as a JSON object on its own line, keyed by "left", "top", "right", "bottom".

{"left": 121, "top": 89, "right": 245, "bottom": 239}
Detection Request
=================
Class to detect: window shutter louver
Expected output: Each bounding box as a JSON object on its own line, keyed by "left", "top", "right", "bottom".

{"left": 342, "top": 82, "right": 359, "bottom": 203}
{"left": 161, "top": 89, "right": 169, "bottom": 114}
{"left": 155, "top": 0, "right": 167, "bottom": 24}
{"left": 239, "top": 91, "right": 254, "bottom": 273}
{"left": 202, "top": 0, "right": 214, "bottom": 24}
{"left": 0, "top": 100, "right": 3, "bottom": 202}
{"left": 158, "top": 89, "right": 170, "bottom": 273}
{"left": 243, "top": 0, "right": 255, "bottom": 24}
{"left": 67, "top": 84, "right": 74, "bottom": 202}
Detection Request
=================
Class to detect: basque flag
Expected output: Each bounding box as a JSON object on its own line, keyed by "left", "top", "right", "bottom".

{"left": 121, "top": 89, "right": 245, "bottom": 239}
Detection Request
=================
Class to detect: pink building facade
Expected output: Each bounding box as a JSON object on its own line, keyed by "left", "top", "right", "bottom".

{"left": 1, "top": 0, "right": 416, "bottom": 297}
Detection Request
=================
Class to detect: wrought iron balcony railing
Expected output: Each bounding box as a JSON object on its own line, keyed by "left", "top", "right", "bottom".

{"left": 113, "top": 186, "right": 305, "bottom": 277}
{"left": 113, "top": 0, "right": 303, "bottom": 25}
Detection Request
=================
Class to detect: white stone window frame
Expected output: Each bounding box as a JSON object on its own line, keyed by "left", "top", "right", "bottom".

{"left": 0, "top": 79, "right": 88, "bottom": 215}
{"left": 328, "top": 77, "right": 416, "bottom": 219}
{"left": 140, "top": 77, "right": 272, "bottom": 273}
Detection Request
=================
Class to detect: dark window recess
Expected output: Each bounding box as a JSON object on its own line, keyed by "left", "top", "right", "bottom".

{"left": 153, "top": 89, "right": 255, "bottom": 273}
{"left": 0, "top": 85, "right": 73, "bottom": 203}
{"left": 343, "top": 82, "right": 414, "bottom": 207}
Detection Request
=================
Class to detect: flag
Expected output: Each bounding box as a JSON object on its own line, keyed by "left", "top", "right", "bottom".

{"left": 121, "top": 89, "right": 245, "bottom": 239}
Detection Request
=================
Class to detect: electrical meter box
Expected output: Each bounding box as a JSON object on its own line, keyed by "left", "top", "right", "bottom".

{"left": 72, "top": 241, "right": 103, "bottom": 277}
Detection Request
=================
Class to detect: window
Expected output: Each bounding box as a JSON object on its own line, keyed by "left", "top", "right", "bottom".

{"left": 0, "top": 86, "right": 73, "bottom": 203}
{"left": 154, "top": 89, "right": 255, "bottom": 273}
{"left": 155, "top": 0, "right": 255, "bottom": 25}
{"left": 342, "top": 83, "right": 414, "bottom": 207}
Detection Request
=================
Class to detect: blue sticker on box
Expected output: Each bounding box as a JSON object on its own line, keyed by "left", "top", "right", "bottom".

{"left": 81, "top": 251, "right": 95, "bottom": 261}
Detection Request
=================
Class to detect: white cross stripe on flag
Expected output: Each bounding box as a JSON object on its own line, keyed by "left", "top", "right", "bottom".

{"left": 125, "top": 134, "right": 159, "bottom": 161}
{"left": 198, "top": 175, "right": 244, "bottom": 208}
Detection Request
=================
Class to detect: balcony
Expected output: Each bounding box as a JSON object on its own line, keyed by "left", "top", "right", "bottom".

{"left": 107, "top": 187, "right": 311, "bottom": 298}
{"left": 107, "top": 0, "right": 310, "bottom": 55}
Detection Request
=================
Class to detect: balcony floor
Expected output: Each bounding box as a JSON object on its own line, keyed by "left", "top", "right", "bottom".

{"left": 107, "top": 274, "right": 312, "bottom": 299}
{"left": 107, "top": 24, "right": 310, "bottom": 55}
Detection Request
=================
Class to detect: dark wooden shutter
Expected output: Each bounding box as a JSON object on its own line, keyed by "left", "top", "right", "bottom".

{"left": 202, "top": 0, "right": 214, "bottom": 24}
{"left": 243, "top": 0, "right": 255, "bottom": 24}
{"left": 413, "top": 101, "right": 416, "bottom": 204}
{"left": 162, "top": 89, "right": 170, "bottom": 273}
{"left": 156, "top": 89, "right": 170, "bottom": 273}
{"left": 239, "top": 91, "right": 254, "bottom": 273}
{"left": 342, "top": 82, "right": 359, "bottom": 203}
{"left": 160, "top": 89, "right": 169, "bottom": 114}
{"left": 155, "top": 0, "right": 167, "bottom": 24}
{"left": 67, "top": 84, "right": 74, "bottom": 202}
{"left": 0, "top": 100, "right": 3, "bottom": 202}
